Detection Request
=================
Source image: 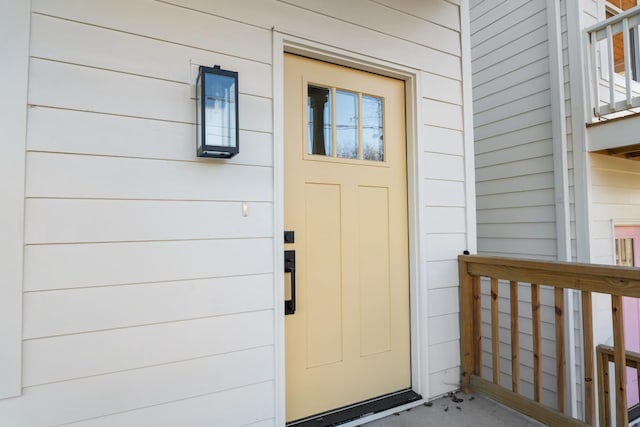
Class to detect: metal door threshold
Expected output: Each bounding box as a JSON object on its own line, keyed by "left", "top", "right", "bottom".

{"left": 287, "top": 389, "right": 422, "bottom": 427}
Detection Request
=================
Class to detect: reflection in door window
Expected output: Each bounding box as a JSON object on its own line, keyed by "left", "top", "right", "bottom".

{"left": 362, "top": 95, "right": 384, "bottom": 161}
{"left": 308, "top": 86, "right": 332, "bottom": 156}
{"left": 336, "top": 90, "right": 358, "bottom": 159}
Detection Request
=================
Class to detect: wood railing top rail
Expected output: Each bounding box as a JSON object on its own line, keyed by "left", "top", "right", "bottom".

{"left": 459, "top": 255, "right": 640, "bottom": 297}
{"left": 597, "top": 344, "right": 640, "bottom": 365}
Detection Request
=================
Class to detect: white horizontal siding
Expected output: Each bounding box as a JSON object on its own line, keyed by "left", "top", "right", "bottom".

{"left": 29, "top": 58, "right": 272, "bottom": 131}
{"left": 24, "top": 274, "right": 273, "bottom": 339}
{"left": 477, "top": 188, "right": 556, "bottom": 209}
{"left": 422, "top": 72, "right": 463, "bottom": 105}
{"left": 63, "top": 381, "right": 275, "bottom": 427}
{"left": 476, "top": 139, "right": 553, "bottom": 167}
{"left": 24, "top": 239, "right": 273, "bottom": 291}
{"left": 423, "top": 99, "right": 464, "bottom": 130}
{"left": 470, "top": 0, "right": 560, "bottom": 408}
{"left": 473, "top": 58, "right": 549, "bottom": 100}
{"left": 474, "top": 107, "right": 552, "bottom": 141}
{"left": 424, "top": 207, "right": 467, "bottom": 234}
{"left": 26, "top": 153, "right": 273, "bottom": 202}
{"left": 27, "top": 108, "right": 272, "bottom": 166}
{"left": 476, "top": 156, "right": 554, "bottom": 181}
{"left": 279, "top": 0, "right": 461, "bottom": 56}
{"left": 424, "top": 126, "right": 464, "bottom": 156}
{"left": 476, "top": 171, "right": 555, "bottom": 195}
{"left": 471, "top": 0, "right": 533, "bottom": 45}
{"left": 476, "top": 205, "right": 556, "bottom": 224}
{"left": 32, "top": 0, "right": 273, "bottom": 63}
{"left": 474, "top": 90, "right": 552, "bottom": 128}
{"left": 478, "top": 223, "right": 557, "bottom": 239}
{"left": 472, "top": 8, "right": 547, "bottom": 60}
{"left": 24, "top": 310, "right": 274, "bottom": 386}
{"left": 0, "top": 347, "right": 274, "bottom": 427}
{"left": 25, "top": 199, "right": 273, "bottom": 244}
{"left": 423, "top": 180, "right": 466, "bottom": 207}
{"left": 473, "top": 42, "right": 550, "bottom": 88}
{"left": 426, "top": 260, "right": 459, "bottom": 289}
{"left": 29, "top": 13, "right": 273, "bottom": 98}
{"left": 475, "top": 122, "right": 553, "bottom": 153}
{"left": 473, "top": 24, "right": 549, "bottom": 75}
{"left": 474, "top": 73, "right": 551, "bottom": 113}
{"left": 373, "top": 0, "right": 461, "bottom": 31}
{"left": 150, "top": 0, "right": 462, "bottom": 79}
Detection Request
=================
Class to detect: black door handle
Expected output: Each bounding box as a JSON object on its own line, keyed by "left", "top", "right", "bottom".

{"left": 284, "top": 250, "right": 296, "bottom": 315}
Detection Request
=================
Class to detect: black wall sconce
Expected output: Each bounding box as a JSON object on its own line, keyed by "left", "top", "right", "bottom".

{"left": 196, "top": 65, "right": 239, "bottom": 158}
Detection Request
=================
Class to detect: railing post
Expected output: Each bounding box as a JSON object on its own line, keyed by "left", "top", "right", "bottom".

{"left": 459, "top": 256, "right": 475, "bottom": 393}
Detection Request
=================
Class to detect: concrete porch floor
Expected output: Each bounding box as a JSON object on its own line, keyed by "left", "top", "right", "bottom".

{"left": 363, "top": 392, "right": 546, "bottom": 427}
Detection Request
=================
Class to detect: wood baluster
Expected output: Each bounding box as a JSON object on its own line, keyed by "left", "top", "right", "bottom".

{"left": 582, "top": 291, "right": 595, "bottom": 425}
{"left": 510, "top": 281, "right": 520, "bottom": 393}
{"left": 531, "top": 283, "right": 542, "bottom": 402}
{"left": 473, "top": 275, "right": 483, "bottom": 377}
{"left": 555, "top": 287, "right": 566, "bottom": 413}
{"left": 491, "top": 277, "right": 500, "bottom": 384}
{"left": 611, "top": 295, "right": 628, "bottom": 427}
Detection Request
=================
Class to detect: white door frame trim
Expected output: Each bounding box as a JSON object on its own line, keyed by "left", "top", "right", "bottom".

{"left": 0, "top": 0, "right": 30, "bottom": 400}
{"left": 271, "top": 30, "right": 429, "bottom": 425}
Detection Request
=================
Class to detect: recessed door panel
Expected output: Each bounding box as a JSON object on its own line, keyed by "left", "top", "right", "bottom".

{"left": 305, "top": 183, "right": 343, "bottom": 368}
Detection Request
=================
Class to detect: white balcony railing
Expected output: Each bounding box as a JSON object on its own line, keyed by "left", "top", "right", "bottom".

{"left": 586, "top": 6, "right": 640, "bottom": 120}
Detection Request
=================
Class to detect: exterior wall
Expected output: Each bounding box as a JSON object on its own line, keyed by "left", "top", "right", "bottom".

{"left": 590, "top": 153, "right": 640, "bottom": 264}
{"left": 471, "top": 0, "right": 557, "bottom": 260}
{"left": 0, "top": 1, "right": 472, "bottom": 426}
{"left": 469, "top": 0, "right": 560, "bottom": 408}
{"left": 588, "top": 153, "right": 640, "bottom": 409}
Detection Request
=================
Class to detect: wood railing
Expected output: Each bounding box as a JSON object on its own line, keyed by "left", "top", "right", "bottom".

{"left": 459, "top": 255, "right": 640, "bottom": 427}
{"left": 597, "top": 345, "right": 640, "bottom": 427}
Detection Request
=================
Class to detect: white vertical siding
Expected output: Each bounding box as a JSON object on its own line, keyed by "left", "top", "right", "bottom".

{"left": 0, "top": 0, "right": 470, "bottom": 425}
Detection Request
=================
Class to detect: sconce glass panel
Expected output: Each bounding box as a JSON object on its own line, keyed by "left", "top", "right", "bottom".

{"left": 196, "top": 66, "right": 239, "bottom": 158}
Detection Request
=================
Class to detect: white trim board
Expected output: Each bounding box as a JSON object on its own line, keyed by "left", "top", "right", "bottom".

{"left": 0, "top": 0, "right": 30, "bottom": 399}
{"left": 271, "top": 30, "right": 429, "bottom": 425}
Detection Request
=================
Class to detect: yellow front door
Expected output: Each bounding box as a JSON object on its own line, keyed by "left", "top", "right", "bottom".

{"left": 284, "top": 53, "right": 411, "bottom": 422}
